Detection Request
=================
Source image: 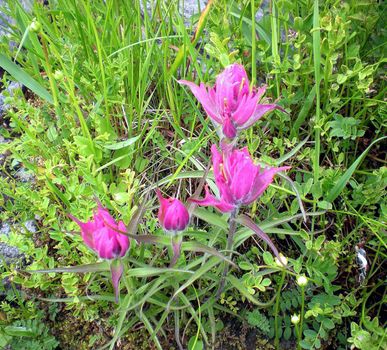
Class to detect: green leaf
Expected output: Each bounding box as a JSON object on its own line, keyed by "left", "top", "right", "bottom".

{"left": 227, "top": 275, "right": 275, "bottom": 307}
{"left": 238, "top": 261, "right": 253, "bottom": 271}
{"left": 182, "top": 241, "right": 237, "bottom": 268}
{"left": 126, "top": 267, "right": 193, "bottom": 278}
{"left": 188, "top": 336, "right": 204, "bottom": 350}
{"left": 290, "top": 86, "right": 316, "bottom": 139}
{"left": 314, "top": 235, "right": 325, "bottom": 250}
{"left": 0, "top": 53, "right": 53, "bottom": 104}
{"left": 262, "top": 252, "right": 274, "bottom": 265}
{"left": 4, "top": 326, "right": 37, "bottom": 337}
{"left": 102, "top": 135, "right": 140, "bottom": 150}
{"left": 171, "top": 257, "right": 221, "bottom": 302}
{"left": 275, "top": 136, "right": 310, "bottom": 165}
{"left": 317, "top": 201, "right": 332, "bottom": 210}
{"left": 45, "top": 176, "right": 71, "bottom": 208}
{"left": 325, "top": 136, "right": 387, "bottom": 202}
{"left": 322, "top": 318, "right": 335, "bottom": 330}
{"left": 193, "top": 207, "right": 228, "bottom": 230}
{"left": 27, "top": 261, "right": 109, "bottom": 274}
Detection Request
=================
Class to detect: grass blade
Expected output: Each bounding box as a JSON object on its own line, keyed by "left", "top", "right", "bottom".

{"left": 182, "top": 241, "right": 237, "bottom": 268}
{"left": 325, "top": 136, "right": 387, "bottom": 203}
{"left": 27, "top": 261, "right": 109, "bottom": 274}
{"left": 0, "top": 53, "right": 53, "bottom": 104}
{"left": 290, "top": 86, "right": 316, "bottom": 139}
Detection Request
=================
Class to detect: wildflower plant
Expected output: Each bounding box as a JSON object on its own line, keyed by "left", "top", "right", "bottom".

{"left": 26, "top": 63, "right": 305, "bottom": 349}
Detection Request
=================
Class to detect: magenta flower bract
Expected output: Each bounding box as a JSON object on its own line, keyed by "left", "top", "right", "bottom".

{"left": 156, "top": 189, "right": 190, "bottom": 233}
{"left": 69, "top": 202, "right": 130, "bottom": 260}
{"left": 179, "top": 63, "right": 283, "bottom": 139}
{"left": 191, "top": 144, "right": 290, "bottom": 213}
{"left": 69, "top": 202, "right": 130, "bottom": 302}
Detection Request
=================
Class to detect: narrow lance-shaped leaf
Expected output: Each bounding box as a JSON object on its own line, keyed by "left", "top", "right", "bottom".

{"left": 0, "top": 53, "right": 53, "bottom": 104}
{"left": 237, "top": 214, "right": 280, "bottom": 260}
{"left": 26, "top": 261, "right": 109, "bottom": 274}
{"left": 325, "top": 136, "right": 387, "bottom": 203}
{"left": 182, "top": 241, "right": 237, "bottom": 268}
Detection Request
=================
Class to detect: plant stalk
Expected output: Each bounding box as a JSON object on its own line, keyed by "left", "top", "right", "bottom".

{"left": 274, "top": 269, "right": 286, "bottom": 349}
{"left": 297, "top": 286, "right": 305, "bottom": 350}
{"left": 216, "top": 209, "right": 238, "bottom": 299}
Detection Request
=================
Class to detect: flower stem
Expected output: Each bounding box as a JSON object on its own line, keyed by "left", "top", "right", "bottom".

{"left": 274, "top": 269, "right": 286, "bottom": 349}
{"left": 297, "top": 286, "right": 305, "bottom": 350}
{"left": 216, "top": 209, "right": 238, "bottom": 299}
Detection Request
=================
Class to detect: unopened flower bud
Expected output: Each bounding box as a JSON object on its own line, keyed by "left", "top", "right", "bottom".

{"left": 275, "top": 254, "right": 288, "bottom": 267}
{"left": 297, "top": 275, "right": 308, "bottom": 287}
{"left": 54, "top": 70, "right": 64, "bottom": 81}
{"left": 156, "top": 189, "right": 190, "bottom": 234}
{"left": 30, "top": 19, "right": 41, "bottom": 33}
{"left": 291, "top": 314, "right": 300, "bottom": 325}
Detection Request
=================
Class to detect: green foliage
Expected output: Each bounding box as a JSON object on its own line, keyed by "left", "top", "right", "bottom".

{"left": 0, "top": 303, "right": 58, "bottom": 350}
{"left": 348, "top": 318, "right": 387, "bottom": 350}
{"left": 246, "top": 309, "right": 270, "bottom": 335}
{"left": 0, "top": 0, "right": 385, "bottom": 348}
{"left": 328, "top": 114, "right": 365, "bottom": 140}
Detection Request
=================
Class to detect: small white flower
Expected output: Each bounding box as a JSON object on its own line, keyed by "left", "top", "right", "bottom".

{"left": 275, "top": 254, "right": 288, "bottom": 267}
{"left": 291, "top": 314, "right": 300, "bottom": 325}
{"left": 297, "top": 275, "right": 308, "bottom": 287}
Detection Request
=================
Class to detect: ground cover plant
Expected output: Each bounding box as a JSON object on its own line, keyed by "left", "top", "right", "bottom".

{"left": 0, "top": 0, "right": 386, "bottom": 349}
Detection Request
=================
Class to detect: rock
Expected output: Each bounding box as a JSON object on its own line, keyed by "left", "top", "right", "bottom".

{"left": 0, "top": 81, "right": 22, "bottom": 118}
{"left": 23, "top": 220, "right": 37, "bottom": 234}
{"left": 0, "top": 220, "right": 37, "bottom": 266}
{"left": 0, "top": 221, "right": 11, "bottom": 236}
{"left": 14, "top": 167, "right": 35, "bottom": 183}
{"left": 141, "top": 1, "right": 208, "bottom": 25}
{"left": 0, "top": 242, "right": 22, "bottom": 265}
{"left": 0, "top": 135, "right": 11, "bottom": 167}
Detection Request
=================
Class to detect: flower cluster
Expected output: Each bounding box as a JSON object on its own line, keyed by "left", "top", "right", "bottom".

{"left": 68, "top": 63, "right": 290, "bottom": 302}
{"left": 181, "top": 63, "right": 290, "bottom": 213}
{"left": 179, "top": 63, "right": 283, "bottom": 139}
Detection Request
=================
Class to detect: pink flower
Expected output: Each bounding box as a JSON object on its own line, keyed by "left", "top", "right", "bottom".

{"left": 191, "top": 144, "right": 290, "bottom": 213}
{"left": 156, "top": 190, "right": 190, "bottom": 233}
{"left": 69, "top": 202, "right": 130, "bottom": 260}
{"left": 179, "top": 64, "right": 283, "bottom": 139}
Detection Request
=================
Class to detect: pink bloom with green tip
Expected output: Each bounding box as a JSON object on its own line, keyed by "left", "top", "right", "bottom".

{"left": 179, "top": 63, "right": 283, "bottom": 139}
{"left": 156, "top": 189, "right": 190, "bottom": 233}
{"left": 69, "top": 202, "right": 130, "bottom": 259}
{"left": 69, "top": 202, "right": 130, "bottom": 302}
{"left": 190, "top": 144, "right": 290, "bottom": 213}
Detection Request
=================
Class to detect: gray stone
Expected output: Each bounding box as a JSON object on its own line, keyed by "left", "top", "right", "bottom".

{"left": 0, "top": 242, "right": 22, "bottom": 264}
{"left": 23, "top": 219, "right": 37, "bottom": 233}
{"left": 141, "top": 0, "right": 207, "bottom": 26}
{"left": 0, "top": 220, "right": 37, "bottom": 266}
{"left": 14, "top": 166, "right": 35, "bottom": 183}
{"left": 0, "top": 81, "right": 22, "bottom": 117}
{"left": 0, "top": 135, "right": 11, "bottom": 167}
{"left": 0, "top": 221, "right": 11, "bottom": 236}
